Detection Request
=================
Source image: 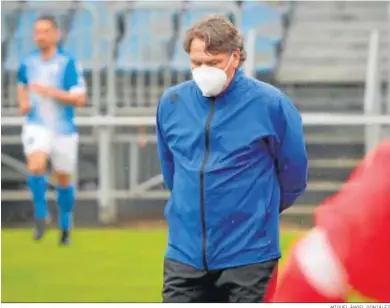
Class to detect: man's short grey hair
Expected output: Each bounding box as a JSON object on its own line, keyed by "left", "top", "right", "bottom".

{"left": 183, "top": 15, "right": 247, "bottom": 66}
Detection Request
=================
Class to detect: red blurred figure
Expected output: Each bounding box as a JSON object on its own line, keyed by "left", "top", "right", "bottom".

{"left": 271, "top": 138, "right": 390, "bottom": 303}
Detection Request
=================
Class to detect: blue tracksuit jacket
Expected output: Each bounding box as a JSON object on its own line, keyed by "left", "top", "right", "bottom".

{"left": 156, "top": 69, "right": 308, "bottom": 270}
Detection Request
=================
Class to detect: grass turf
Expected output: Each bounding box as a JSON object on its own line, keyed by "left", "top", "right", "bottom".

{"left": 1, "top": 229, "right": 365, "bottom": 302}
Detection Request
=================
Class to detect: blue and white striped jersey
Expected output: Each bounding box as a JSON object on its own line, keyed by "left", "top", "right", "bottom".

{"left": 17, "top": 47, "right": 86, "bottom": 135}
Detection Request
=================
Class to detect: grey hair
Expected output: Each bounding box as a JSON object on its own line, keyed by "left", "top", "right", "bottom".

{"left": 183, "top": 14, "right": 247, "bottom": 66}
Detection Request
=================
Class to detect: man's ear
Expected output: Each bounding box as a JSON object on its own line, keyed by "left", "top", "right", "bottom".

{"left": 232, "top": 50, "right": 241, "bottom": 69}
{"left": 56, "top": 30, "right": 62, "bottom": 43}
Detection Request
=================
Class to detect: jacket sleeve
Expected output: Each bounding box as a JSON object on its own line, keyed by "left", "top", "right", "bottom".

{"left": 156, "top": 99, "right": 174, "bottom": 191}
{"left": 275, "top": 95, "right": 308, "bottom": 213}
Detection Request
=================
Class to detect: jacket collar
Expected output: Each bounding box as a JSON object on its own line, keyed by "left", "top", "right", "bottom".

{"left": 219, "top": 68, "right": 245, "bottom": 97}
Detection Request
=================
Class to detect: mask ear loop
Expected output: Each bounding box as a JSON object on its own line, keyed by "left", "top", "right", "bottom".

{"left": 223, "top": 54, "right": 234, "bottom": 72}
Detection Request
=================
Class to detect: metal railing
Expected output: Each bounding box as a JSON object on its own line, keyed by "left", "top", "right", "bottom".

{"left": 387, "top": 0, "right": 390, "bottom": 114}
{"left": 2, "top": 114, "right": 390, "bottom": 223}
{"left": 364, "top": 29, "right": 382, "bottom": 153}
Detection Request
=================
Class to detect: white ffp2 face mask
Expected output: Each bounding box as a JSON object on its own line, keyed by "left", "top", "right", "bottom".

{"left": 192, "top": 55, "right": 233, "bottom": 97}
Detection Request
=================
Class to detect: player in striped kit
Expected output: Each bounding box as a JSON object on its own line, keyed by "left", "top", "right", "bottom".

{"left": 17, "top": 15, "right": 86, "bottom": 245}
{"left": 271, "top": 138, "right": 390, "bottom": 303}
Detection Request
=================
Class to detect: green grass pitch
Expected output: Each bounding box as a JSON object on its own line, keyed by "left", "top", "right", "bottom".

{"left": 1, "top": 229, "right": 366, "bottom": 302}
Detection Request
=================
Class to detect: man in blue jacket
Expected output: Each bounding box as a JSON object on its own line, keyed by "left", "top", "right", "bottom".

{"left": 156, "top": 15, "right": 308, "bottom": 303}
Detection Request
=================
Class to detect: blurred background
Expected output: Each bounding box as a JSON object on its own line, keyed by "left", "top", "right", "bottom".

{"left": 1, "top": 0, "right": 390, "bottom": 302}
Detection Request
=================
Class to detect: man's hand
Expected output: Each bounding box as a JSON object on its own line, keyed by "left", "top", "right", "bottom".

{"left": 19, "top": 101, "right": 31, "bottom": 115}
{"left": 17, "top": 84, "right": 30, "bottom": 115}
{"left": 30, "top": 83, "right": 51, "bottom": 97}
{"left": 137, "top": 126, "right": 148, "bottom": 148}
{"left": 138, "top": 134, "right": 148, "bottom": 148}
{"left": 29, "top": 83, "right": 86, "bottom": 107}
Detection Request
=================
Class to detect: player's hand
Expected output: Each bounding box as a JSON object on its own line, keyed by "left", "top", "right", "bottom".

{"left": 30, "top": 83, "right": 51, "bottom": 97}
{"left": 138, "top": 133, "right": 148, "bottom": 148}
{"left": 137, "top": 126, "right": 148, "bottom": 148}
{"left": 19, "top": 102, "right": 31, "bottom": 115}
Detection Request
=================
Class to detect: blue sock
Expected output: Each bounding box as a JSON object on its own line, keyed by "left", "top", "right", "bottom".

{"left": 27, "top": 175, "right": 48, "bottom": 220}
{"left": 57, "top": 185, "right": 75, "bottom": 231}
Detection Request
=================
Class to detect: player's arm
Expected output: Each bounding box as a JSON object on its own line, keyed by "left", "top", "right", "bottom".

{"left": 156, "top": 99, "right": 174, "bottom": 191}
{"left": 30, "top": 58, "right": 87, "bottom": 107}
{"left": 17, "top": 62, "right": 30, "bottom": 114}
{"left": 273, "top": 95, "right": 308, "bottom": 213}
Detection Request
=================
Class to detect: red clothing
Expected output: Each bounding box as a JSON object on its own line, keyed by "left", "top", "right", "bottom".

{"left": 316, "top": 138, "right": 390, "bottom": 302}
{"left": 273, "top": 138, "right": 390, "bottom": 302}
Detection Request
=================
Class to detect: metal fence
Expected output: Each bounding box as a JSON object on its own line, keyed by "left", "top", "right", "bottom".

{"left": 1, "top": 1, "right": 390, "bottom": 227}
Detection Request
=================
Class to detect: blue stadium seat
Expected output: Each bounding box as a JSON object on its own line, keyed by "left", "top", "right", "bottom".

{"left": 125, "top": 9, "right": 176, "bottom": 39}
{"left": 254, "top": 36, "right": 277, "bottom": 74}
{"left": 185, "top": 0, "right": 238, "bottom": 10}
{"left": 117, "top": 35, "right": 169, "bottom": 72}
{"left": 77, "top": 0, "right": 110, "bottom": 28}
{"left": 5, "top": 10, "right": 38, "bottom": 71}
{"left": 171, "top": 38, "right": 190, "bottom": 73}
{"left": 64, "top": 9, "right": 107, "bottom": 70}
{"left": 127, "top": 10, "right": 151, "bottom": 32}
{"left": 2, "top": 13, "right": 8, "bottom": 43}
{"left": 181, "top": 10, "right": 231, "bottom": 31}
{"left": 116, "top": 8, "right": 177, "bottom": 72}
{"left": 240, "top": 2, "right": 282, "bottom": 39}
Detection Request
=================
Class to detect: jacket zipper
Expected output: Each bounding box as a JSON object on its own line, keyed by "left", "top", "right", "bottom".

{"left": 199, "top": 97, "right": 216, "bottom": 271}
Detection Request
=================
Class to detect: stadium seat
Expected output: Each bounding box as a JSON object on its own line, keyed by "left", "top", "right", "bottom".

{"left": 254, "top": 36, "right": 277, "bottom": 74}
{"left": 183, "top": 1, "right": 241, "bottom": 29}
{"left": 240, "top": 2, "right": 283, "bottom": 43}
{"left": 256, "top": 21, "right": 283, "bottom": 44}
{"left": 2, "top": 13, "right": 8, "bottom": 43}
{"left": 117, "top": 35, "right": 170, "bottom": 72}
{"left": 5, "top": 10, "right": 38, "bottom": 71}
{"left": 185, "top": 0, "right": 238, "bottom": 9}
{"left": 64, "top": 8, "right": 107, "bottom": 70}
{"left": 171, "top": 37, "right": 190, "bottom": 73}
{"left": 116, "top": 8, "right": 177, "bottom": 72}
{"left": 127, "top": 9, "right": 152, "bottom": 32}
{"left": 124, "top": 8, "right": 176, "bottom": 39}
{"left": 181, "top": 10, "right": 232, "bottom": 31}
{"left": 77, "top": 0, "right": 110, "bottom": 29}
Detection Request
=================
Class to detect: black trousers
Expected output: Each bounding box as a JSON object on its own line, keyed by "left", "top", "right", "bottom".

{"left": 162, "top": 258, "right": 278, "bottom": 303}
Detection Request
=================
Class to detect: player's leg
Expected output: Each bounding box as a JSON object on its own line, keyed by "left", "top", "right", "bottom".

{"left": 51, "top": 133, "right": 79, "bottom": 246}
{"left": 162, "top": 258, "right": 215, "bottom": 302}
{"left": 215, "top": 258, "right": 279, "bottom": 303}
{"left": 21, "top": 124, "right": 51, "bottom": 240}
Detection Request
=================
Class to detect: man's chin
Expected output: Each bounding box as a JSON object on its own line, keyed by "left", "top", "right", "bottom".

{"left": 37, "top": 44, "right": 48, "bottom": 50}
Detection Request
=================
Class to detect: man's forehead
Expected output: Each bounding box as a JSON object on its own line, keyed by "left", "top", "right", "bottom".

{"left": 35, "top": 20, "right": 55, "bottom": 30}
{"left": 190, "top": 51, "right": 225, "bottom": 62}
{"left": 190, "top": 38, "right": 208, "bottom": 52}
{"left": 190, "top": 38, "right": 228, "bottom": 61}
